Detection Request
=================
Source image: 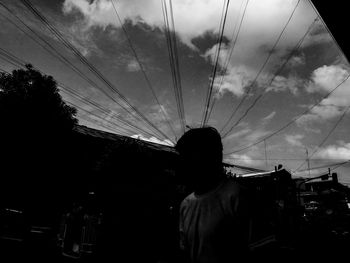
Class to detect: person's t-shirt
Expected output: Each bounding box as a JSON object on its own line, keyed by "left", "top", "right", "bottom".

{"left": 179, "top": 178, "right": 251, "bottom": 263}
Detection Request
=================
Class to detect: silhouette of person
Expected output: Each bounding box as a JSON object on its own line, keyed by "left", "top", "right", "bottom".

{"left": 176, "top": 127, "right": 252, "bottom": 263}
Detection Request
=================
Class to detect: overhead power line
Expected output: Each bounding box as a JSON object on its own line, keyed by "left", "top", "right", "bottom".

{"left": 161, "top": 0, "right": 186, "bottom": 136}
{"left": 20, "top": 0, "right": 173, "bottom": 143}
{"left": 110, "top": 0, "right": 177, "bottom": 140}
{"left": 0, "top": 66, "right": 11, "bottom": 74}
{"left": 329, "top": 160, "right": 350, "bottom": 172}
{"left": 223, "top": 71, "right": 350, "bottom": 155}
{"left": 222, "top": 17, "right": 318, "bottom": 140}
{"left": 224, "top": 157, "right": 350, "bottom": 161}
{"left": 201, "top": 0, "right": 231, "bottom": 126}
{"left": 293, "top": 160, "right": 350, "bottom": 174}
{"left": 71, "top": 103, "right": 132, "bottom": 137}
{"left": 0, "top": 53, "right": 130, "bottom": 136}
{"left": 0, "top": 2, "right": 163, "bottom": 140}
{"left": 206, "top": 0, "right": 248, "bottom": 122}
{"left": 307, "top": 0, "right": 349, "bottom": 64}
{"left": 0, "top": 47, "right": 160, "bottom": 139}
{"left": 220, "top": 0, "right": 301, "bottom": 136}
{"left": 201, "top": 0, "right": 229, "bottom": 126}
{"left": 60, "top": 84, "right": 162, "bottom": 138}
{"left": 293, "top": 106, "right": 350, "bottom": 173}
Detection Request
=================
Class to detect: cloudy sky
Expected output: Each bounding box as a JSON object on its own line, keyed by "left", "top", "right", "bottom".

{"left": 1, "top": 0, "right": 350, "bottom": 184}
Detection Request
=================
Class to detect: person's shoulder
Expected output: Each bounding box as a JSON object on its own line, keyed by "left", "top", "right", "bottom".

{"left": 180, "top": 192, "right": 196, "bottom": 214}
{"left": 181, "top": 192, "right": 196, "bottom": 205}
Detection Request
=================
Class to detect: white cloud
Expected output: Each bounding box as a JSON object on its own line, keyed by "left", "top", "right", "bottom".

{"left": 293, "top": 168, "right": 330, "bottom": 177}
{"left": 62, "top": 0, "right": 328, "bottom": 102}
{"left": 314, "top": 143, "right": 350, "bottom": 160}
{"left": 223, "top": 128, "right": 252, "bottom": 141}
{"left": 225, "top": 153, "right": 257, "bottom": 166}
{"left": 62, "top": 0, "right": 226, "bottom": 49}
{"left": 63, "top": 0, "right": 119, "bottom": 29}
{"left": 212, "top": 65, "right": 255, "bottom": 97}
{"left": 297, "top": 65, "right": 350, "bottom": 125}
{"left": 285, "top": 134, "right": 304, "bottom": 147}
{"left": 145, "top": 103, "right": 180, "bottom": 136}
{"left": 224, "top": 128, "right": 270, "bottom": 153}
{"left": 62, "top": 0, "right": 319, "bottom": 53}
{"left": 65, "top": 23, "right": 98, "bottom": 56}
{"left": 202, "top": 43, "right": 230, "bottom": 66}
{"left": 300, "top": 105, "right": 343, "bottom": 124}
{"left": 262, "top": 111, "right": 276, "bottom": 123}
{"left": 306, "top": 65, "right": 350, "bottom": 94}
{"left": 131, "top": 134, "right": 174, "bottom": 146}
{"left": 267, "top": 74, "right": 304, "bottom": 95}
{"left": 287, "top": 54, "right": 306, "bottom": 67}
{"left": 203, "top": 43, "right": 302, "bottom": 98}
{"left": 206, "top": 0, "right": 320, "bottom": 86}
{"left": 302, "top": 22, "right": 332, "bottom": 47}
{"left": 126, "top": 59, "right": 141, "bottom": 72}
{"left": 245, "top": 129, "right": 271, "bottom": 143}
{"left": 148, "top": 104, "right": 171, "bottom": 123}
{"left": 202, "top": 44, "right": 254, "bottom": 97}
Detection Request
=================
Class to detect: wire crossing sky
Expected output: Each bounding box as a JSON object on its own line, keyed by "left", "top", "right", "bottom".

{"left": 0, "top": 0, "right": 350, "bottom": 184}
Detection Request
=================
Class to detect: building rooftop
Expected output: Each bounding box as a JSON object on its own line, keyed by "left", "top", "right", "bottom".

{"left": 73, "top": 124, "right": 177, "bottom": 154}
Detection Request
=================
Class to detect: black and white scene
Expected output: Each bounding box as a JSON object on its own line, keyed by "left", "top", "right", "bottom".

{"left": 0, "top": 0, "right": 350, "bottom": 262}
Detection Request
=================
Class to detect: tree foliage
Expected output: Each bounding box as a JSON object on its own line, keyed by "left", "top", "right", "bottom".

{"left": 0, "top": 65, "right": 78, "bottom": 213}
{"left": 0, "top": 64, "right": 77, "bottom": 134}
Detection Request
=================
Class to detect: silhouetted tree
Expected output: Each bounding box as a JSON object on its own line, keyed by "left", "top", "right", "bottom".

{"left": 0, "top": 64, "right": 77, "bottom": 133}
{"left": 0, "top": 64, "right": 78, "bottom": 222}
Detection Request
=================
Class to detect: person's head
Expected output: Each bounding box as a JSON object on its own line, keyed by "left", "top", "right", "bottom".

{"left": 175, "top": 127, "right": 223, "bottom": 187}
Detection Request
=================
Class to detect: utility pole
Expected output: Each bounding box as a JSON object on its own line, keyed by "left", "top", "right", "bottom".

{"left": 264, "top": 139, "right": 268, "bottom": 170}
{"left": 305, "top": 148, "right": 310, "bottom": 176}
